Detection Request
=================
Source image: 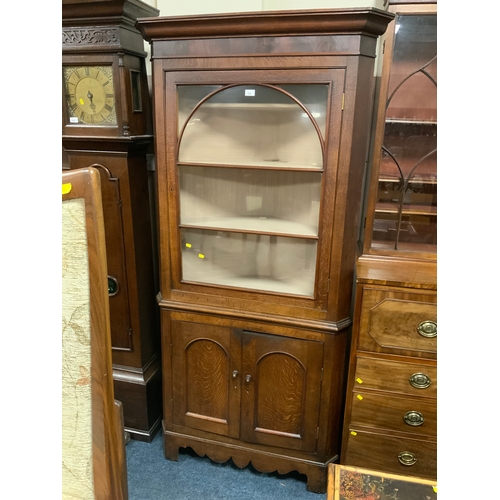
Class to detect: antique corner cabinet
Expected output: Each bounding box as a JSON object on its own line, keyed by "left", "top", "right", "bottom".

{"left": 136, "top": 8, "right": 393, "bottom": 492}
{"left": 62, "top": 0, "right": 162, "bottom": 441}
{"left": 340, "top": 1, "right": 437, "bottom": 480}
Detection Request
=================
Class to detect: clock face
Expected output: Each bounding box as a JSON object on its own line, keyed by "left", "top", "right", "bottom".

{"left": 63, "top": 66, "right": 117, "bottom": 125}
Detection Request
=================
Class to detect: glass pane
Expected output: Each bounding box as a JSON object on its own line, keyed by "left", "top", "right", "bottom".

{"left": 372, "top": 13, "right": 437, "bottom": 252}
{"left": 181, "top": 228, "right": 317, "bottom": 297}
{"left": 387, "top": 14, "right": 437, "bottom": 121}
{"left": 178, "top": 84, "right": 324, "bottom": 168}
{"left": 178, "top": 85, "right": 222, "bottom": 133}
{"left": 380, "top": 122, "right": 437, "bottom": 183}
{"left": 279, "top": 84, "right": 329, "bottom": 137}
{"left": 179, "top": 166, "right": 322, "bottom": 237}
{"left": 372, "top": 213, "right": 437, "bottom": 250}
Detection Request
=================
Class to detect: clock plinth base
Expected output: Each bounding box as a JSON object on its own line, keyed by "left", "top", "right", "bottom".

{"left": 113, "top": 357, "right": 162, "bottom": 442}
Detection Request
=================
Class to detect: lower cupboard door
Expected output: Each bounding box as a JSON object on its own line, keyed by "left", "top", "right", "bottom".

{"left": 240, "top": 330, "right": 323, "bottom": 453}
{"left": 171, "top": 320, "right": 241, "bottom": 438}
{"left": 344, "top": 430, "right": 437, "bottom": 480}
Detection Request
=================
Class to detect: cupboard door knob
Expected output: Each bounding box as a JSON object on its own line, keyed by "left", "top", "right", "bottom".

{"left": 417, "top": 320, "right": 437, "bottom": 338}
{"left": 403, "top": 410, "right": 425, "bottom": 426}
{"left": 232, "top": 370, "right": 239, "bottom": 379}
{"left": 245, "top": 374, "right": 252, "bottom": 383}
{"left": 409, "top": 372, "right": 431, "bottom": 389}
{"left": 398, "top": 451, "right": 417, "bottom": 466}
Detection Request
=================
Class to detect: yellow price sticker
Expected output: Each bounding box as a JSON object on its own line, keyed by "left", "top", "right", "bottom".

{"left": 433, "top": 486, "right": 437, "bottom": 493}
{"left": 198, "top": 253, "right": 205, "bottom": 259}
{"left": 350, "top": 431, "right": 357, "bottom": 436}
{"left": 356, "top": 394, "right": 363, "bottom": 401}
{"left": 79, "top": 98, "right": 85, "bottom": 105}
{"left": 185, "top": 243, "right": 192, "bottom": 248}
{"left": 356, "top": 378, "right": 363, "bottom": 384}
{"left": 62, "top": 183, "right": 72, "bottom": 195}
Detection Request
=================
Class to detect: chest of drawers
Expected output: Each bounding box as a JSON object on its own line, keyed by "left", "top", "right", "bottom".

{"left": 340, "top": 256, "right": 437, "bottom": 479}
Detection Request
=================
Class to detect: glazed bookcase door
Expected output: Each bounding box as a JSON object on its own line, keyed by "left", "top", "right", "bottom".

{"left": 365, "top": 3, "right": 437, "bottom": 256}
{"left": 163, "top": 71, "right": 344, "bottom": 307}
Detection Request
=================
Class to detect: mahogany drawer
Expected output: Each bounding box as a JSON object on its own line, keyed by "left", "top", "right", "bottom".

{"left": 358, "top": 287, "right": 437, "bottom": 357}
{"left": 354, "top": 356, "right": 437, "bottom": 398}
{"left": 350, "top": 391, "right": 436, "bottom": 438}
{"left": 343, "top": 429, "right": 436, "bottom": 480}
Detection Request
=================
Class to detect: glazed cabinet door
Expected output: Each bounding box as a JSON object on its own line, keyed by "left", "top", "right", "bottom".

{"left": 364, "top": 4, "right": 437, "bottom": 256}
{"left": 160, "top": 69, "right": 345, "bottom": 311}
{"left": 170, "top": 320, "right": 241, "bottom": 438}
{"left": 240, "top": 331, "right": 323, "bottom": 452}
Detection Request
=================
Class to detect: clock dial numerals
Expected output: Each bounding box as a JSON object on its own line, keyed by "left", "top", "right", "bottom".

{"left": 63, "top": 66, "right": 117, "bottom": 125}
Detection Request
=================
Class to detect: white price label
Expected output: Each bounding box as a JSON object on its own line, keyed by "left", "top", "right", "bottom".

{"left": 245, "top": 89, "right": 255, "bottom": 96}
{"left": 69, "top": 117, "right": 79, "bottom": 123}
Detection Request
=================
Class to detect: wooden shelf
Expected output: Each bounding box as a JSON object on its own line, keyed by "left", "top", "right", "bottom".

{"left": 375, "top": 203, "right": 437, "bottom": 216}
{"left": 378, "top": 176, "right": 437, "bottom": 185}
{"left": 180, "top": 216, "right": 318, "bottom": 238}
{"left": 178, "top": 160, "right": 323, "bottom": 170}
{"left": 181, "top": 250, "right": 315, "bottom": 297}
{"left": 385, "top": 119, "right": 436, "bottom": 126}
{"left": 202, "top": 103, "right": 299, "bottom": 110}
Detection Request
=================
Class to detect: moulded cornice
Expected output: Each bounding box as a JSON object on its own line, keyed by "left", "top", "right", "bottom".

{"left": 62, "top": 0, "right": 159, "bottom": 26}
{"left": 136, "top": 8, "right": 395, "bottom": 41}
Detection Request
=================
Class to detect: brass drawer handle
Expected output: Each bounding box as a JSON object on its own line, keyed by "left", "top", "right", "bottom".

{"left": 403, "top": 410, "right": 425, "bottom": 426}
{"left": 409, "top": 372, "right": 431, "bottom": 389}
{"left": 417, "top": 320, "right": 437, "bottom": 338}
{"left": 398, "top": 451, "right": 417, "bottom": 466}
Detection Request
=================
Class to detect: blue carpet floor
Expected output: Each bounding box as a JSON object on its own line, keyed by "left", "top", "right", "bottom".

{"left": 126, "top": 431, "right": 326, "bottom": 499}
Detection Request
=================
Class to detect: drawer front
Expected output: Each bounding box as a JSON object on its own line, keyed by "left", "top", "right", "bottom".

{"left": 344, "top": 430, "right": 436, "bottom": 480}
{"left": 350, "top": 391, "right": 436, "bottom": 437}
{"left": 358, "top": 287, "right": 437, "bottom": 357}
{"left": 354, "top": 356, "right": 437, "bottom": 398}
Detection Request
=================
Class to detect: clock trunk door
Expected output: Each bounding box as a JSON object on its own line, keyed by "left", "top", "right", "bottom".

{"left": 95, "top": 166, "right": 133, "bottom": 351}
{"left": 240, "top": 331, "right": 323, "bottom": 452}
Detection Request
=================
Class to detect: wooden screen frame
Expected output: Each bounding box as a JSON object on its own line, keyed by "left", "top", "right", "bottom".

{"left": 62, "top": 167, "right": 128, "bottom": 499}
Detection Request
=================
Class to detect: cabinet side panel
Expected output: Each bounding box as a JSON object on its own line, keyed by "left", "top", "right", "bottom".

{"left": 328, "top": 55, "right": 377, "bottom": 321}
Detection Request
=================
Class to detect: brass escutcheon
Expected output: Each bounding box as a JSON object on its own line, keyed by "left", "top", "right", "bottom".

{"left": 108, "top": 276, "right": 119, "bottom": 296}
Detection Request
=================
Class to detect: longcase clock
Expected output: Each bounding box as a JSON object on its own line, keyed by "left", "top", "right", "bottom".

{"left": 62, "top": 0, "right": 161, "bottom": 441}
